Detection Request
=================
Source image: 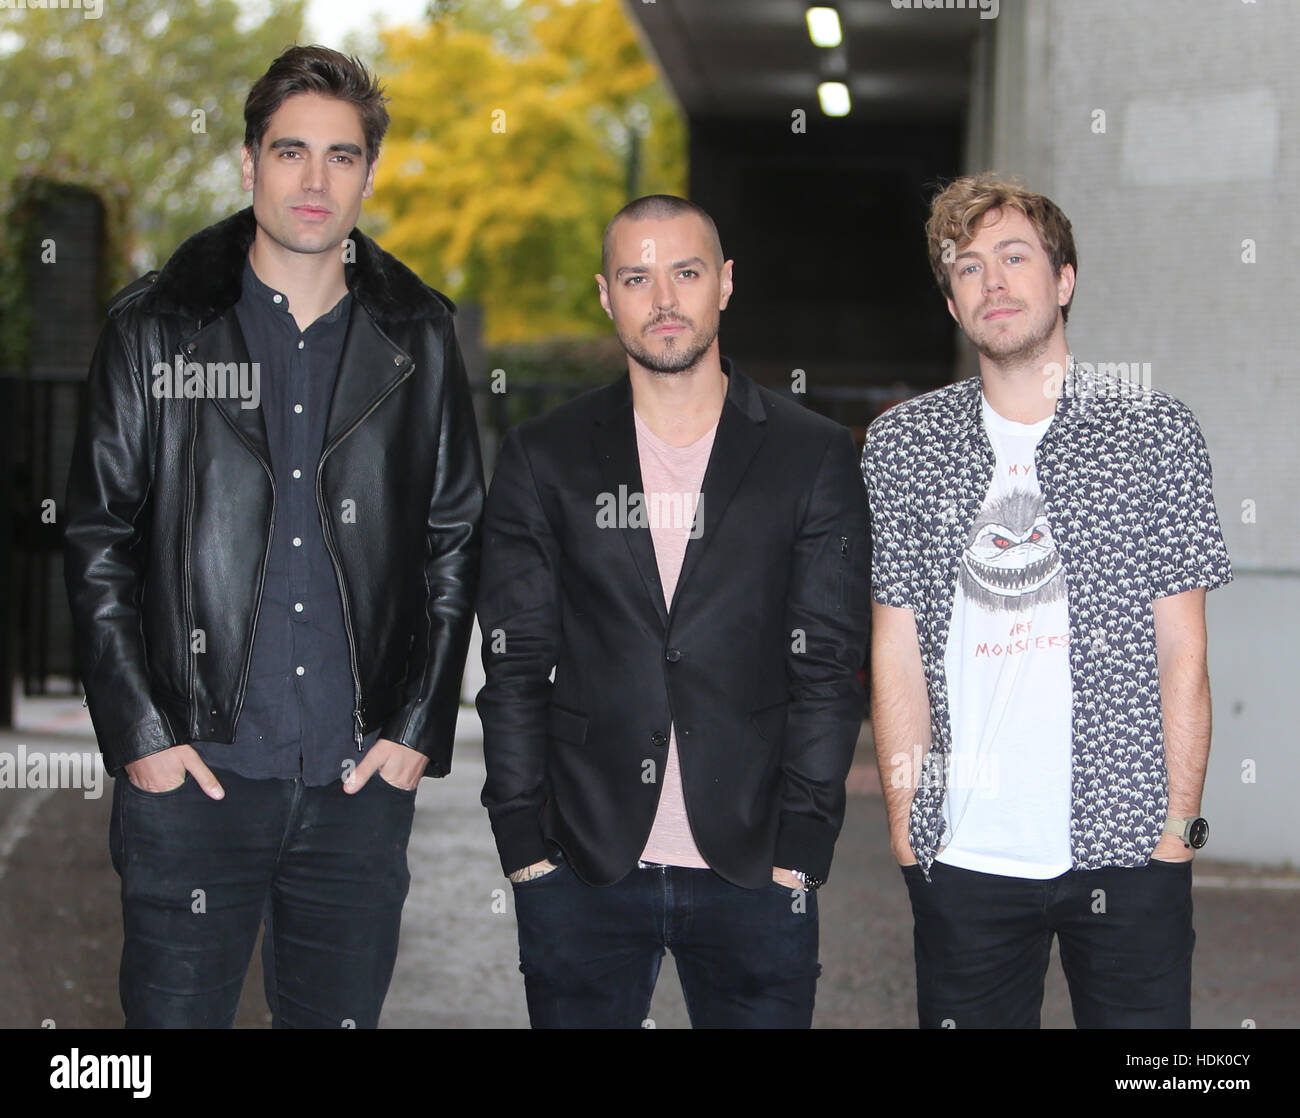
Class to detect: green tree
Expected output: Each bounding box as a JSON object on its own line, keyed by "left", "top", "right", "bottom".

{"left": 371, "top": 0, "right": 686, "bottom": 344}
{"left": 0, "top": 0, "right": 305, "bottom": 282}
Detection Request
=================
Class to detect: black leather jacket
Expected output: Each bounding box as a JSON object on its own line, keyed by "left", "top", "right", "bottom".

{"left": 64, "top": 208, "right": 484, "bottom": 778}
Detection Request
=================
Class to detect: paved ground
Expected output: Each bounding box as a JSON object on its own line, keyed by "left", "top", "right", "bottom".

{"left": 1, "top": 699, "right": 1296, "bottom": 1028}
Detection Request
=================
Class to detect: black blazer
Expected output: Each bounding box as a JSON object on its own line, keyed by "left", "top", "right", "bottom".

{"left": 476, "top": 365, "right": 870, "bottom": 889}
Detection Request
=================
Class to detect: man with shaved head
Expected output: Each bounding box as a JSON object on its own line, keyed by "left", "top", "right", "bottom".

{"left": 476, "top": 194, "right": 870, "bottom": 1028}
{"left": 600, "top": 195, "right": 725, "bottom": 284}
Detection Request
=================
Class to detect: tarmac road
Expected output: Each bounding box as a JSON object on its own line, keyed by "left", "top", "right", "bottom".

{"left": 1, "top": 707, "right": 1296, "bottom": 1029}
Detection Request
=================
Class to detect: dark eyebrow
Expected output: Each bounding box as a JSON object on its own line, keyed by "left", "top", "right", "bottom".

{"left": 268, "top": 137, "right": 364, "bottom": 156}
{"left": 953, "top": 238, "right": 1035, "bottom": 262}
{"left": 613, "top": 257, "right": 708, "bottom": 279}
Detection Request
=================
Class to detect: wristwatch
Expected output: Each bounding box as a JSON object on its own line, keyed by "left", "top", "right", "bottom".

{"left": 1163, "top": 816, "right": 1210, "bottom": 849}
{"left": 791, "top": 869, "right": 824, "bottom": 892}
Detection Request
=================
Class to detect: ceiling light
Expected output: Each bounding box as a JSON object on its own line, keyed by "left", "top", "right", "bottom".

{"left": 806, "top": 7, "right": 843, "bottom": 49}
{"left": 818, "top": 81, "right": 851, "bottom": 117}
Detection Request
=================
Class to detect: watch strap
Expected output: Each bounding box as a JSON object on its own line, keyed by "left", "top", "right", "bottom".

{"left": 1163, "top": 816, "right": 1189, "bottom": 840}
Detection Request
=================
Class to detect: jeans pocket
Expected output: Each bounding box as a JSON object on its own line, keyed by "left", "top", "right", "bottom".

{"left": 373, "top": 771, "right": 418, "bottom": 795}
{"left": 121, "top": 772, "right": 190, "bottom": 798}
{"left": 511, "top": 862, "right": 567, "bottom": 888}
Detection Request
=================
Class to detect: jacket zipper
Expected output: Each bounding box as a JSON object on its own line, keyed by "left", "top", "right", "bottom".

{"left": 316, "top": 363, "right": 414, "bottom": 749}
{"left": 183, "top": 395, "right": 198, "bottom": 731}
{"left": 194, "top": 350, "right": 277, "bottom": 740}
{"left": 229, "top": 450, "right": 277, "bottom": 740}
{"left": 836, "top": 534, "right": 850, "bottom": 610}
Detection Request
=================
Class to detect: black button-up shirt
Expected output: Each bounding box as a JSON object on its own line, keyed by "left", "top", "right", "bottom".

{"left": 193, "top": 258, "right": 380, "bottom": 784}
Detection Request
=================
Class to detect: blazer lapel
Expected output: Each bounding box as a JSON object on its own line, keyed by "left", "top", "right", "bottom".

{"left": 671, "top": 367, "right": 766, "bottom": 611}
{"left": 592, "top": 377, "right": 669, "bottom": 626}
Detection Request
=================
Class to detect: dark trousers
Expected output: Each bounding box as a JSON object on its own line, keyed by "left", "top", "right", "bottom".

{"left": 512, "top": 859, "right": 820, "bottom": 1029}
{"left": 902, "top": 858, "right": 1195, "bottom": 1029}
{"left": 109, "top": 767, "right": 415, "bottom": 1028}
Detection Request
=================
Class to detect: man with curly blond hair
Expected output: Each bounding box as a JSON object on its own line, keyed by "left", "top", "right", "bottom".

{"left": 861, "top": 174, "right": 1231, "bottom": 1028}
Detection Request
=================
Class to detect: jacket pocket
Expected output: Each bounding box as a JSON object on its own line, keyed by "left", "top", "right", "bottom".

{"left": 831, "top": 532, "right": 856, "bottom": 612}
{"left": 546, "top": 704, "right": 589, "bottom": 745}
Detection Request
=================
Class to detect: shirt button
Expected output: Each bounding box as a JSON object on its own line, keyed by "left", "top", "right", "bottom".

{"left": 296, "top": 666, "right": 305, "bottom": 676}
{"left": 665, "top": 648, "right": 681, "bottom": 662}
{"left": 273, "top": 294, "right": 283, "bottom": 304}
{"left": 297, "top": 340, "right": 305, "bottom": 350}
{"left": 292, "top": 468, "right": 302, "bottom": 479}
{"left": 294, "top": 602, "right": 304, "bottom": 612}
{"left": 293, "top": 403, "right": 303, "bottom": 414}
{"left": 292, "top": 536, "right": 302, "bottom": 547}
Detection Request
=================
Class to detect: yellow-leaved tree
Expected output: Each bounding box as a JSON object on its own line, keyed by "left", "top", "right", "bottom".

{"left": 371, "top": 0, "right": 686, "bottom": 344}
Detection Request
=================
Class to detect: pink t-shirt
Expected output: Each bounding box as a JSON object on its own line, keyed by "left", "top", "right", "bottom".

{"left": 634, "top": 409, "right": 716, "bottom": 868}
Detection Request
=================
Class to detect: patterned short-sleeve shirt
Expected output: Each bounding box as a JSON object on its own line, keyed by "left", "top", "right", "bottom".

{"left": 860, "top": 359, "right": 1232, "bottom": 873}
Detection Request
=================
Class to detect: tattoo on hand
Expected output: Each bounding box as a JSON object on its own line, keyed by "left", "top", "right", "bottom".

{"left": 509, "top": 861, "right": 556, "bottom": 883}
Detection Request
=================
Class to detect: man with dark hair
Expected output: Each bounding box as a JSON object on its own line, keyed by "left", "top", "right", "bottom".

{"left": 862, "top": 174, "right": 1231, "bottom": 1028}
{"left": 476, "top": 195, "right": 870, "bottom": 1028}
{"left": 64, "top": 45, "right": 484, "bottom": 1028}
{"left": 243, "top": 44, "right": 391, "bottom": 169}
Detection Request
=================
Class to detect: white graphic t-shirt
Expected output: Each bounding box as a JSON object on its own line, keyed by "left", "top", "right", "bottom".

{"left": 937, "top": 395, "right": 1073, "bottom": 878}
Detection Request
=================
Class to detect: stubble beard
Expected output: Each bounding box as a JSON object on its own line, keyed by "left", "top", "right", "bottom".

{"left": 618, "top": 314, "right": 719, "bottom": 376}
{"left": 967, "top": 299, "right": 1060, "bottom": 371}
{"left": 256, "top": 212, "right": 343, "bottom": 257}
{"left": 250, "top": 175, "right": 349, "bottom": 258}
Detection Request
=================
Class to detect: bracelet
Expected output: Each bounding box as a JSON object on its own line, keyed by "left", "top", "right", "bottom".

{"left": 791, "top": 869, "right": 824, "bottom": 892}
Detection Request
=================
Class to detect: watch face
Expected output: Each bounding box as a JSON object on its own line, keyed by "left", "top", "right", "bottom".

{"left": 1189, "top": 818, "right": 1210, "bottom": 849}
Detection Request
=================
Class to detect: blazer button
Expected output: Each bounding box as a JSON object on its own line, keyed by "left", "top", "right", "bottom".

{"left": 650, "top": 731, "right": 667, "bottom": 747}
{"left": 665, "top": 648, "right": 681, "bottom": 662}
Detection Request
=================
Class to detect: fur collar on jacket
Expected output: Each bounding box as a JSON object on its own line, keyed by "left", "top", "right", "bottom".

{"left": 126, "top": 206, "right": 453, "bottom": 326}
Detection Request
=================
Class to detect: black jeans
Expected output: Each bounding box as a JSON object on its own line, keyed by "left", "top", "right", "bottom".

{"left": 512, "top": 859, "right": 820, "bottom": 1028}
{"left": 110, "top": 767, "right": 415, "bottom": 1028}
{"left": 902, "top": 858, "right": 1195, "bottom": 1028}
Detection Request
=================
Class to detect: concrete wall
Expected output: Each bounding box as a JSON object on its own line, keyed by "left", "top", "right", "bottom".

{"left": 976, "top": 0, "right": 1299, "bottom": 865}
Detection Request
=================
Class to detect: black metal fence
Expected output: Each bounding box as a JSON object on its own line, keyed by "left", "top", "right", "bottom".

{"left": 6, "top": 368, "right": 912, "bottom": 703}
{"left": 1, "top": 373, "right": 84, "bottom": 697}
